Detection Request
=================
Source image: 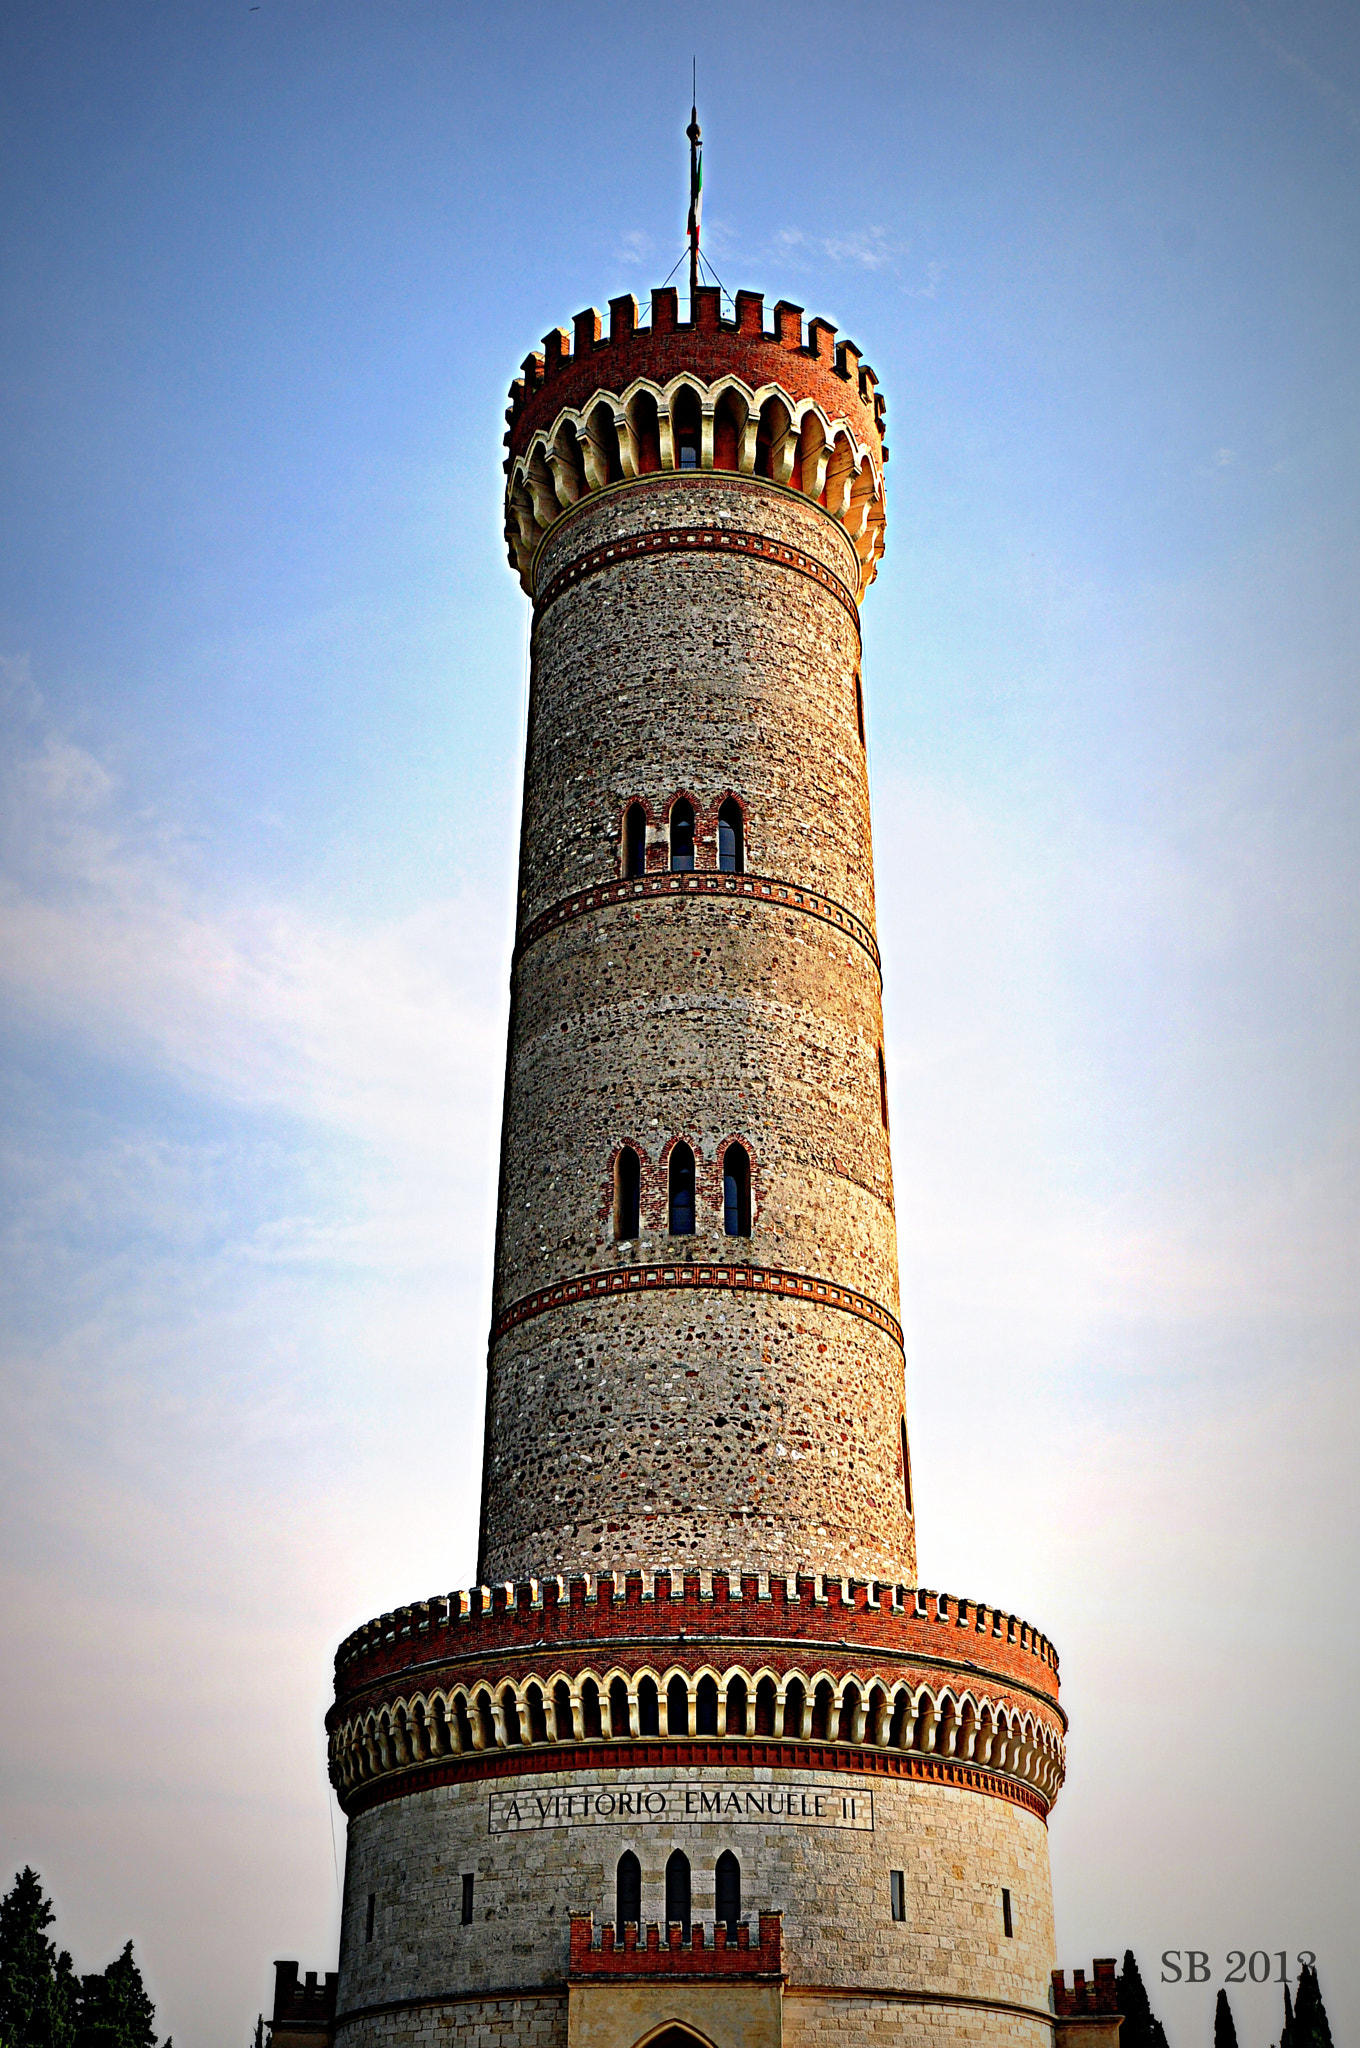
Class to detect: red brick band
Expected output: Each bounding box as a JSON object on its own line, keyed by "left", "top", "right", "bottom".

{"left": 338, "top": 1737, "right": 1050, "bottom": 1823}
{"left": 491, "top": 1262, "right": 903, "bottom": 1350}
{"left": 534, "top": 522, "right": 862, "bottom": 632}
{"left": 513, "top": 870, "right": 881, "bottom": 975}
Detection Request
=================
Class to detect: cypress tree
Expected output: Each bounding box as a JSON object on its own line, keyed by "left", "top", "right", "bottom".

{"left": 0, "top": 1869, "right": 77, "bottom": 2048}
{"left": 1116, "top": 1951, "right": 1170, "bottom": 2048}
{"left": 1291, "top": 1964, "right": 1333, "bottom": 2048}
{"left": 75, "top": 1945, "right": 156, "bottom": 2048}
{"left": 1214, "top": 1988, "right": 1239, "bottom": 2048}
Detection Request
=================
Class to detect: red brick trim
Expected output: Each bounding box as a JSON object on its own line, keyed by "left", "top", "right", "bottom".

{"left": 336, "top": 1737, "right": 1052, "bottom": 1822}
{"left": 513, "top": 871, "right": 881, "bottom": 976}
{"left": 490, "top": 1262, "right": 903, "bottom": 1350}
{"left": 534, "top": 520, "right": 861, "bottom": 631}
{"left": 569, "top": 1912, "right": 782, "bottom": 1981}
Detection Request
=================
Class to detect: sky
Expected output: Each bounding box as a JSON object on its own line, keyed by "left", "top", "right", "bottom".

{"left": 0, "top": 1, "right": 1357, "bottom": 2044}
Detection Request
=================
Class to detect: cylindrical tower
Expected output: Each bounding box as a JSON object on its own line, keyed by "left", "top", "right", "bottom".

{"left": 325, "top": 273, "right": 1067, "bottom": 2048}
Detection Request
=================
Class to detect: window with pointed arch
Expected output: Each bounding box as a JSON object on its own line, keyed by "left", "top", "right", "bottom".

{"left": 669, "top": 796, "right": 695, "bottom": 872}
{"left": 717, "top": 798, "right": 744, "bottom": 873}
{"left": 668, "top": 1142, "right": 696, "bottom": 1236}
{"left": 615, "top": 1146, "right": 641, "bottom": 1241}
{"left": 665, "top": 1849, "right": 692, "bottom": 1935}
{"left": 623, "top": 802, "right": 647, "bottom": 879}
{"left": 723, "top": 1143, "right": 751, "bottom": 1238}
{"left": 672, "top": 387, "right": 701, "bottom": 471}
{"left": 715, "top": 1851, "right": 741, "bottom": 1938}
{"left": 616, "top": 1850, "right": 641, "bottom": 1929}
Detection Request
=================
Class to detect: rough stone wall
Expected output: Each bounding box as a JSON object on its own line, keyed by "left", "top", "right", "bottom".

{"left": 480, "top": 475, "right": 912, "bottom": 1587}
{"left": 335, "top": 1765, "right": 1054, "bottom": 2036}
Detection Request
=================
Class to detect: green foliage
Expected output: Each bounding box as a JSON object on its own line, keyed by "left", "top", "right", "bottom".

{"left": 1214, "top": 1988, "right": 1239, "bottom": 2048}
{"left": 1290, "top": 1964, "right": 1333, "bottom": 2048}
{"left": 1, "top": 1874, "right": 160, "bottom": 2048}
{"left": 0, "top": 1870, "right": 76, "bottom": 2048}
{"left": 1116, "top": 1951, "right": 1171, "bottom": 2048}
{"left": 77, "top": 1944, "right": 157, "bottom": 2048}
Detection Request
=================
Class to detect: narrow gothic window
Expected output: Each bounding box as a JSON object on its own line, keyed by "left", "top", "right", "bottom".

{"left": 725, "top": 1675, "right": 748, "bottom": 1734}
{"left": 615, "top": 1146, "right": 641, "bottom": 1240}
{"left": 461, "top": 1874, "right": 474, "bottom": 1926}
{"left": 717, "top": 798, "right": 744, "bottom": 873}
{"left": 696, "top": 1674, "right": 719, "bottom": 1735}
{"left": 672, "top": 386, "right": 701, "bottom": 471}
{"left": 715, "top": 1851, "right": 741, "bottom": 1936}
{"left": 624, "top": 802, "right": 647, "bottom": 878}
{"left": 666, "top": 1674, "right": 689, "bottom": 1735}
{"left": 665, "top": 1849, "right": 692, "bottom": 1935}
{"left": 890, "top": 1871, "right": 905, "bottom": 1922}
{"left": 637, "top": 1675, "right": 660, "bottom": 1735}
{"left": 669, "top": 797, "right": 695, "bottom": 871}
{"left": 1002, "top": 1888, "right": 1014, "bottom": 1937}
{"left": 855, "top": 674, "right": 866, "bottom": 746}
{"left": 878, "top": 1046, "right": 890, "bottom": 1130}
{"left": 669, "top": 1143, "right": 696, "bottom": 1235}
{"left": 723, "top": 1143, "right": 751, "bottom": 1237}
{"left": 616, "top": 1851, "right": 641, "bottom": 1927}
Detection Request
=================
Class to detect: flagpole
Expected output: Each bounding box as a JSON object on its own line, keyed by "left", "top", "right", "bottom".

{"left": 686, "top": 98, "right": 702, "bottom": 307}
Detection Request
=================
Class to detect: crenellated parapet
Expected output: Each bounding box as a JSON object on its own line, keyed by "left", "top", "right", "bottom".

{"left": 503, "top": 285, "right": 888, "bottom": 598}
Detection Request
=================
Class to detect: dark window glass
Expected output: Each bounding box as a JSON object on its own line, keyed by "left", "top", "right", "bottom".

{"left": 695, "top": 1675, "right": 719, "bottom": 1735}
{"left": 1002, "top": 1888, "right": 1014, "bottom": 1938}
{"left": 723, "top": 1143, "right": 751, "bottom": 1238}
{"left": 461, "top": 1874, "right": 474, "bottom": 1926}
{"left": 580, "top": 1679, "right": 602, "bottom": 1739}
{"left": 365, "top": 1893, "right": 375, "bottom": 1942}
{"left": 616, "top": 1851, "right": 641, "bottom": 1928}
{"left": 665, "top": 1850, "right": 692, "bottom": 1936}
{"left": 669, "top": 1143, "right": 696, "bottom": 1235}
{"left": 624, "top": 803, "right": 647, "bottom": 879}
{"left": 669, "top": 798, "right": 695, "bottom": 872}
{"left": 667, "top": 1674, "right": 689, "bottom": 1735}
{"left": 616, "top": 1146, "right": 641, "bottom": 1240}
{"left": 717, "top": 799, "right": 744, "bottom": 873}
{"left": 890, "top": 1871, "right": 905, "bottom": 1922}
{"left": 637, "top": 1676, "right": 660, "bottom": 1736}
{"left": 715, "top": 1851, "right": 741, "bottom": 1937}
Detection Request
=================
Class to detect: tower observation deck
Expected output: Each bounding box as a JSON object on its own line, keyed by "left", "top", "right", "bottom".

{"left": 319, "top": 242, "right": 1086, "bottom": 2048}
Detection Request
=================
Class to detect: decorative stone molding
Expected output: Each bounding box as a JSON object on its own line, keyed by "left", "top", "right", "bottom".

{"left": 490, "top": 1261, "right": 903, "bottom": 1349}
{"left": 503, "top": 288, "right": 888, "bottom": 598}
{"left": 514, "top": 871, "right": 881, "bottom": 976}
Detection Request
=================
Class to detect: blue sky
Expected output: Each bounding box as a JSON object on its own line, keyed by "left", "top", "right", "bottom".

{"left": 1, "top": 2, "right": 1357, "bottom": 2043}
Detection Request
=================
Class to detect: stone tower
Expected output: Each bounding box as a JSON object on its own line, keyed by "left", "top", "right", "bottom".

{"left": 321, "top": 228, "right": 1078, "bottom": 2048}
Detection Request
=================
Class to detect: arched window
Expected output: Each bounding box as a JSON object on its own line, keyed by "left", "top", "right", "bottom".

{"left": 755, "top": 1676, "right": 777, "bottom": 1735}
{"left": 695, "top": 1675, "right": 719, "bottom": 1735}
{"left": 782, "top": 1678, "right": 806, "bottom": 1738}
{"left": 624, "top": 802, "right": 647, "bottom": 879}
{"left": 672, "top": 386, "right": 701, "bottom": 471}
{"left": 715, "top": 1851, "right": 741, "bottom": 1937}
{"left": 717, "top": 798, "right": 744, "bottom": 873}
{"left": 552, "top": 1681, "right": 573, "bottom": 1742}
{"left": 580, "top": 1678, "right": 602, "bottom": 1739}
{"left": 666, "top": 1674, "right": 689, "bottom": 1736}
{"left": 811, "top": 1680, "right": 834, "bottom": 1739}
{"left": 723, "top": 1143, "right": 751, "bottom": 1238}
{"left": 668, "top": 1142, "right": 695, "bottom": 1236}
{"left": 609, "top": 1676, "right": 630, "bottom": 1737}
{"left": 901, "top": 1415, "right": 913, "bottom": 1515}
{"left": 713, "top": 393, "right": 741, "bottom": 472}
{"left": 725, "top": 1676, "right": 748, "bottom": 1734}
{"left": 878, "top": 1046, "right": 890, "bottom": 1130}
{"left": 615, "top": 1146, "right": 641, "bottom": 1240}
{"left": 616, "top": 1850, "right": 641, "bottom": 1928}
{"left": 669, "top": 797, "right": 695, "bottom": 871}
{"left": 637, "top": 1675, "right": 660, "bottom": 1736}
{"left": 854, "top": 674, "right": 866, "bottom": 746}
{"left": 665, "top": 1849, "right": 692, "bottom": 1934}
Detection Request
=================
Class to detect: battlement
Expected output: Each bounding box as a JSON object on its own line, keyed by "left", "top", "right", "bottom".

{"left": 502, "top": 286, "right": 890, "bottom": 598}
{"left": 268, "top": 1963, "right": 337, "bottom": 2048}
{"left": 508, "top": 288, "right": 884, "bottom": 443}
{"left": 332, "top": 1569, "right": 1059, "bottom": 1703}
{"left": 568, "top": 1911, "right": 783, "bottom": 1980}
{"left": 1051, "top": 1961, "right": 1120, "bottom": 2016}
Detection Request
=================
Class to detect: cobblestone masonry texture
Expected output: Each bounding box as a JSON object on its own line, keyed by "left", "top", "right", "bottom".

{"left": 479, "top": 476, "right": 912, "bottom": 1588}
